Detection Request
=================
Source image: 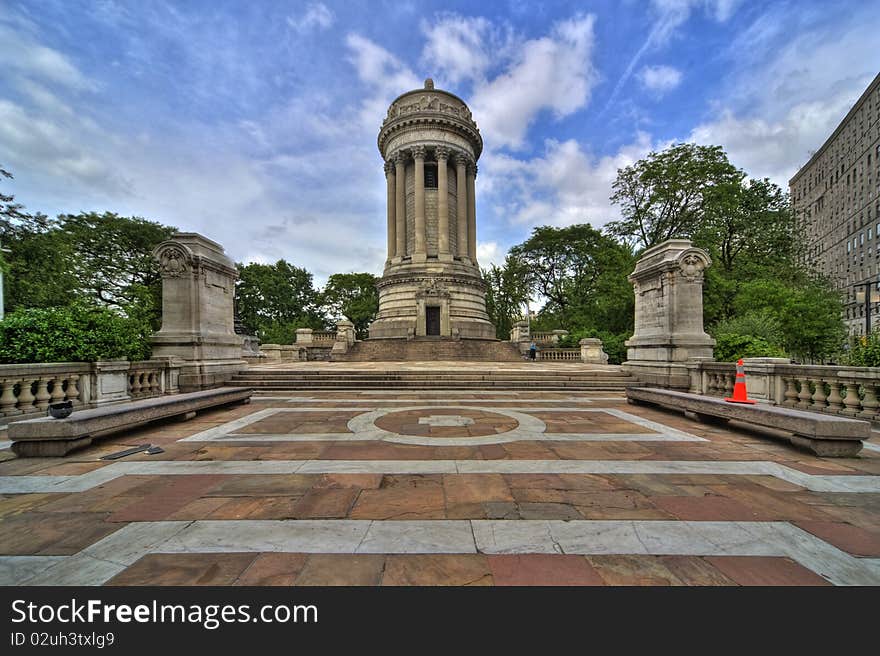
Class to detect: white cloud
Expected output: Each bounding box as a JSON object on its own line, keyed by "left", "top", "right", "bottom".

{"left": 638, "top": 64, "right": 682, "bottom": 94}
{"left": 286, "top": 3, "right": 334, "bottom": 34}
{"left": 420, "top": 15, "right": 514, "bottom": 85}
{"left": 688, "top": 5, "right": 880, "bottom": 186}
{"left": 469, "top": 14, "right": 598, "bottom": 149}
{"left": 476, "top": 241, "right": 504, "bottom": 269}
{"left": 345, "top": 33, "right": 421, "bottom": 130}
{"left": 0, "top": 24, "right": 94, "bottom": 91}
{"left": 481, "top": 133, "right": 654, "bottom": 230}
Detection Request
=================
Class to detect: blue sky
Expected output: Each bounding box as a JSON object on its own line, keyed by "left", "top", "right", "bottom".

{"left": 1, "top": 0, "right": 878, "bottom": 281}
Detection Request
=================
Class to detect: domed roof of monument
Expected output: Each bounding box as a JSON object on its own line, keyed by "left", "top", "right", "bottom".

{"left": 379, "top": 77, "right": 482, "bottom": 158}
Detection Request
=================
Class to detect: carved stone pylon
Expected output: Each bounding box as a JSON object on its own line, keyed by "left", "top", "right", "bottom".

{"left": 151, "top": 233, "right": 245, "bottom": 390}
{"left": 623, "top": 239, "right": 715, "bottom": 389}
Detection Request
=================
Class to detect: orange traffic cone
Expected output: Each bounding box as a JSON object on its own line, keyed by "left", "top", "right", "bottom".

{"left": 725, "top": 358, "right": 756, "bottom": 404}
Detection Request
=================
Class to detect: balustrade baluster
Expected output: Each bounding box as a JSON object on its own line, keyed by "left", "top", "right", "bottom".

{"left": 49, "top": 376, "right": 65, "bottom": 405}
{"left": 826, "top": 380, "right": 844, "bottom": 413}
{"left": 67, "top": 375, "right": 81, "bottom": 406}
{"left": 0, "top": 379, "right": 21, "bottom": 416}
{"left": 811, "top": 378, "right": 828, "bottom": 411}
{"left": 18, "top": 378, "right": 36, "bottom": 413}
{"left": 34, "top": 378, "right": 51, "bottom": 411}
{"left": 841, "top": 381, "right": 862, "bottom": 416}
{"left": 130, "top": 373, "right": 141, "bottom": 396}
{"left": 858, "top": 382, "right": 879, "bottom": 420}
{"left": 782, "top": 376, "right": 798, "bottom": 406}
{"left": 796, "top": 377, "right": 813, "bottom": 409}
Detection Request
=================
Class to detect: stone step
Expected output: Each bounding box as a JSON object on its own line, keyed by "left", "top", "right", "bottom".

{"left": 231, "top": 373, "right": 632, "bottom": 380}
{"left": 332, "top": 339, "right": 524, "bottom": 362}
{"left": 235, "top": 381, "right": 634, "bottom": 390}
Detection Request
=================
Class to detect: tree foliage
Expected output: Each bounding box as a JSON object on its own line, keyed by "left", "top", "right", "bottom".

{"left": 482, "top": 256, "right": 532, "bottom": 340}
{"left": 0, "top": 303, "right": 153, "bottom": 364}
{"left": 509, "top": 224, "right": 635, "bottom": 332}
{"left": 321, "top": 272, "right": 379, "bottom": 339}
{"left": 235, "top": 260, "right": 324, "bottom": 342}
{"left": 607, "top": 143, "right": 743, "bottom": 249}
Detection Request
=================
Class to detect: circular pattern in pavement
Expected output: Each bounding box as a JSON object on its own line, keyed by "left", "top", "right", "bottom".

{"left": 374, "top": 408, "right": 519, "bottom": 437}
{"left": 347, "top": 405, "right": 547, "bottom": 446}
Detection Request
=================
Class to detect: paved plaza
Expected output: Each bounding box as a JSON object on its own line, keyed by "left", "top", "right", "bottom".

{"left": 1, "top": 363, "right": 879, "bottom": 586}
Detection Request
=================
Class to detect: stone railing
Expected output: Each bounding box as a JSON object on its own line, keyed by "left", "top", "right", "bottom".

{"left": 532, "top": 330, "right": 568, "bottom": 345}
{"left": 127, "top": 360, "right": 176, "bottom": 399}
{"left": 538, "top": 348, "right": 581, "bottom": 361}
{"left": 0, "top": 359, "right": 181, "bottom": 423}
{"left": 312, "top": 331, "right": 336, "bottom": 344}
{"left": 686, "top": 358, "right": 880, "bottom": 422}
{"left": 695, "top": 362, "right": 736, "bottom": 398}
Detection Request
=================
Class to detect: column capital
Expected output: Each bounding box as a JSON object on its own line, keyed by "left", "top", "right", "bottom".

{"left": 384, "top": 160, "right": 394, "bottom": 176}
{"left": 434, "top": 145, "right": 451, "bottom": 160}
{"left": 411, "top": 145, "right": 426, "bottom": 160}
{"left": 393, "top": 150, "right": 407, "bottom": 166}
{"left": 467, "top": 162, "right": 478, "bottom": 177}
{"left": 454, "top": 152, "right": 470, "bottom": 167}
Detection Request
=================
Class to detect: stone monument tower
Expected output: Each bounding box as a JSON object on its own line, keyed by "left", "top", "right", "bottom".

{"left": 369, "top": 78, "right": 496, "bottom": 340}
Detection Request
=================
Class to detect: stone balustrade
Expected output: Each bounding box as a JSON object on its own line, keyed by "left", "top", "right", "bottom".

{"left": 686, "top": 359, "right": 880, "bottom": 422}
{"left": 312, "top": 331, "right": 337, "bottom": 344}
{"left": 538, "top": 348, "right": 581, "bottom": 361}
{"left": 0, "top": 359, "right": 181, "bottom": 422}
{"left": 531, "top": 330, "right": 568, "bottom": 345}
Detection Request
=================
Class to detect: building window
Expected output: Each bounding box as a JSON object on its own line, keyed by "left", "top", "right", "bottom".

{"left": 424, "top": 163, "right": 438, "bottom": 189}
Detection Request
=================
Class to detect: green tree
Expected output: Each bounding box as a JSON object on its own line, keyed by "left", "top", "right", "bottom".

{"left": 607, "top": 143, "right": 743, "bottom": 250}
{"left": 734, "top": 278, "right": 846, "bottom": 362}
{"left": 508, "top": 224, "right": 634, "bottom": 332}
{"left": 482, "top": 255, "right": 532, "bottom": 340}
{"left": 321, "top": 272, "right": 379, "bottom": 339}
{"left": 55, "top": 212, "right": 175, "bottom": 328}
{"left": 236, "top": 260, "right": 323, "bottom": 342}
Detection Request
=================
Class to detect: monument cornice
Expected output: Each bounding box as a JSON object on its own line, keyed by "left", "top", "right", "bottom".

{"left": 379, "top": 115, "right": 482, "bottom": 160}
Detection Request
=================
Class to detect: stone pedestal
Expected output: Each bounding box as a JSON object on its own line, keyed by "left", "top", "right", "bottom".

{"left": 151, "top": 233, "right": 246, "bottom": 391}
{"left": 622, "top": 239, "right": 715, "bottom": 389}
{"left": 91, "top": 360, "right": 132, "bottom": 405}
{"left": 580, "top": 338, "right": 609, "bottom": 364}
{"left": 331, "top": 320, "right": 356, "bottom": 357}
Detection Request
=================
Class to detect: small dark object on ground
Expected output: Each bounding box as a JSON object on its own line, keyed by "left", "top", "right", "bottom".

{"left": 146, "top": 446, "right": 164, "bottom": 455}
{"left": 47, "top": 401, "right": 73, "bottom": 419}
{"left": 100, "top": 444, "right": 152, "bottom": 460}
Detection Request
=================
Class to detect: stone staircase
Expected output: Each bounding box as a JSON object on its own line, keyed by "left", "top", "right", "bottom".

{"left": 229, "top": 367, "right": 638, "bottom": 391}
{"left": 333, "top": 338, "right": 524, "bottom": 362}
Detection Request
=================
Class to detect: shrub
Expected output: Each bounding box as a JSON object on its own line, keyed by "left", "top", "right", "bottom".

{"left": 845, "top": 331, "right": 880, "bottom": 367}
{"left": 0, "top": 304, "right": 152, "bottom": 363}
{"left": 713, "top": 332, "right": 787, "bottom": 362}
{"left": 710, "top": 310, "right": 783, "bottom": 348}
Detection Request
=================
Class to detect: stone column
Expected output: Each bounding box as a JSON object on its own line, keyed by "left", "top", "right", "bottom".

{"left": 394, "top": 151, "right": 407, "bottom": 258}
{"left": 412, "top": 146, "right": 427, "bottom": 258}
{"left": 622, "top": 239, "right": 715, "bottom": 389}
{"left": 455, "top": 153, "right": 468, "bottom": 260}
{"left": 466, "top": 162, "right": 477, "bottom": 261}
{"left": 435, "top": 146, "right": 451, "bottom": 260}
{"left": 384, "top": 160, "right": 396, "bottom": 260}
{"left": 151, "top": 233, "right": 246, "bottom": 391}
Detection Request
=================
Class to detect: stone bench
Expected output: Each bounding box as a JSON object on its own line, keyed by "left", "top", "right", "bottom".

{"left": 9, "top": 387, "right": 253, "bottom": 457}
{"left": 626, "top": 387, "right": 870, "bottom": 457}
